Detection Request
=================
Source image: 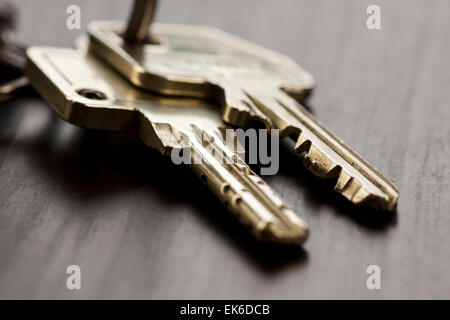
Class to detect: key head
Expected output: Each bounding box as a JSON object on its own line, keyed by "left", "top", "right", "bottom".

{"left": 88, "top": 21, "right": 315, "bottom": 128}
{"left": 25, "top": 46, "right": 225, "bottom": 153}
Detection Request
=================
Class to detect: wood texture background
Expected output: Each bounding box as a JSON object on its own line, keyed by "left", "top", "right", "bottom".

{"left": 1, "top": 0, "right": 449, "bottom": 299}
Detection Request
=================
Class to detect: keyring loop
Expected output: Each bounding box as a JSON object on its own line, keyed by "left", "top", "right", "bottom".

{"left": 124, "top": 0, "right": 158, "bottom": 43}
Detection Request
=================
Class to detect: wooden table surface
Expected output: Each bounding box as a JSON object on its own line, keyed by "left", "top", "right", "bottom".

{"left": 1, "top": 0, "right": 449, "bottom": 299}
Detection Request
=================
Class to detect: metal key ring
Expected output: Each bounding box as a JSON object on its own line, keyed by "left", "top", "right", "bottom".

{"left": 124, "top": 0, "right": 158, "bottom": 43}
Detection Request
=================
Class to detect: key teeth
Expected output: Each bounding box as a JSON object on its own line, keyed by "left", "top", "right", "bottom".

{"left": 294, "top": 135, "right": 397, "bottom": 211}
{"left": 222, "top": 105, "right": 272, "bottom": 130}
{"left": 295, "top": 135, "right": 327, "bottom": 176}
{"left": 334, "top": 175, "right": 391, "bottom": 211}
{"left": 151, "top": 123, "right": 188, "bottom": 155}
{"left": 335, "top": 171, "right": 352, "bottom": 192}
{"left": 334, "top": 171, "right": 397, "bottom": 211}
{"left": 294, "top": 135, "right": 311, "bottom": 153}
{"left": 222, "top": 93, "right": 273, "bottom": 130}
{"left": 301, "top": 144, "right": 341, "bottom": 179}
{"left": 336, "top": 176, "right": 364, "bottom": 203}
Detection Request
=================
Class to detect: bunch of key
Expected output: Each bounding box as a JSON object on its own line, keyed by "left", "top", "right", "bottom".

{"left": 4, "top": 0, "right": 398, "bottom": 245}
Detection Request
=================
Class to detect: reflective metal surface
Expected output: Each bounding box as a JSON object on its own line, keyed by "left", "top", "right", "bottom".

{"left": 88, "top": 21, "right": 398, "bottom": 211}
{"left": 25, "top": 46, "right": 309, "bottom": 245}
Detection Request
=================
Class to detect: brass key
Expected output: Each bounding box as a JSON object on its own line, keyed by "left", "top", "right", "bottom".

{"left": 87, "top": 21, "right": 398, "bottom": 211}
{"left": 25, "top": 47, "right": 308, "bottom": 245}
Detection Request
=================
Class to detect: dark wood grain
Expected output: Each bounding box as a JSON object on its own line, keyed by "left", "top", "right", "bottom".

{"left": 0, "top": 0, "right": 449, "bottom": 299}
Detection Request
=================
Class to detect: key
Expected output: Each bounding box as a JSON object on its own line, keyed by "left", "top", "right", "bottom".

{"left": 25, "top": 46, "right": 309, "bottom": 245}
{"left": 87, "top": 21, "right": 399, "bottom": 211}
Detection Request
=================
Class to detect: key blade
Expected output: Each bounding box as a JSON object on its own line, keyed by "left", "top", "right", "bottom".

{"left": 246, "top": 89, "right": 398, "bottom": 211}
{"left": 187, "top": 127, "right": 308, "bottom": 244}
